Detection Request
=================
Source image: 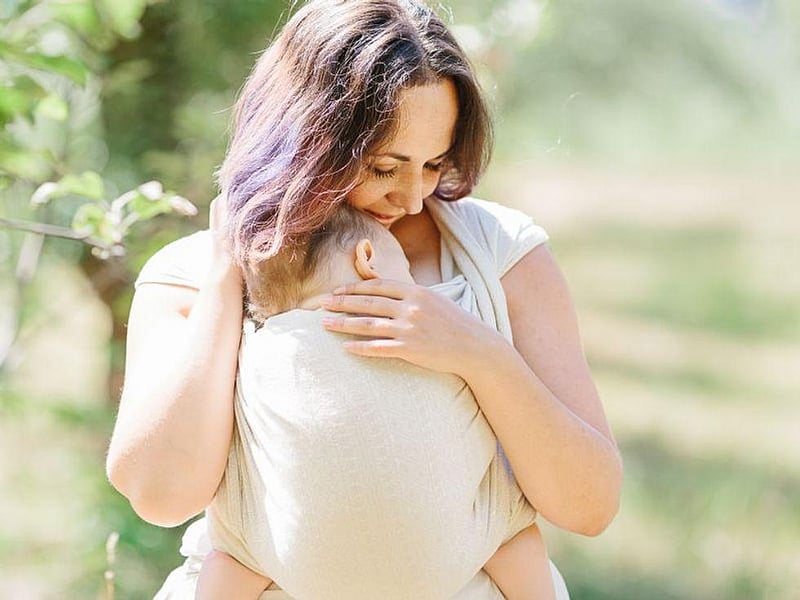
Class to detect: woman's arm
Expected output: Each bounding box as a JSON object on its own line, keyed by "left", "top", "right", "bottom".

{"left": 106, "top": 200, "right": 244, "bottom": 527}
{"left": 320, "top": 246, "right": 622, "bottom": 536}
{"left": 467, "top": 245, "right": 622, "bottom": 535}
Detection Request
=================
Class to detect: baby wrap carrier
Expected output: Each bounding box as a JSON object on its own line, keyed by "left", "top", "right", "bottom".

{"left": 152, "top": 198, "right": 570, "bottom": 600}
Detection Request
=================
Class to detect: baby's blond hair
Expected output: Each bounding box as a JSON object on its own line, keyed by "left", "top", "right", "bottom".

{"left": 245, "top": 204, "right": 386, "bottom": 322}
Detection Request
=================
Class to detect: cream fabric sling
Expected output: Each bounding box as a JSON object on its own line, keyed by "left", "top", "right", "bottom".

{"left": 154, "top": 198, "right": 570, "bottom": 600}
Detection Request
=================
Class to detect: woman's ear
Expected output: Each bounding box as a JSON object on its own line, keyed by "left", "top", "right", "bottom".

{"left": 354, "top": 238, "right": 379, "bottom": 280}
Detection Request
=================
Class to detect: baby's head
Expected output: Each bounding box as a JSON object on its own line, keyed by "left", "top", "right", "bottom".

{"left": 245, "top": 204, "right": 413, "bottom": 322}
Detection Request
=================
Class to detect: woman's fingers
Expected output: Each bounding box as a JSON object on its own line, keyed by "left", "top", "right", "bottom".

{"left": 318, "top": 280, "right": 489, "bottom": 372}
{"left": 208, "top": 193, "right": 228, "bottom": 232}
{"left": 320, "top": 293, "right": 402, "bottom": 317}
{"left": 322, "top": 316, "right": 404, "bottom": 338}
{"left": 331, "top": 278, "right": 413, "bottom": 300}
{"left": 341, "top": 339, "right": 406, "bottom": 358}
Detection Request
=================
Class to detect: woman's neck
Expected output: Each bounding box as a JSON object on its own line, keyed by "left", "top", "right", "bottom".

{"left": 391, "top": 207, "right": 442, "bottom": 286}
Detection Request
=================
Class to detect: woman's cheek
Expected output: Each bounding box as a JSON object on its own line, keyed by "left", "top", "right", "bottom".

{"left": 346, "top": 181, "right": 379, "bottom": 212}
{"left": 424, "top": 172, "right": 441, "bottom": 198}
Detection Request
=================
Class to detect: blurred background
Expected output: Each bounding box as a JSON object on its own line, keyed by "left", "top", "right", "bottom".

{"left": 1, "top": 0, "right": 798, "bottom": 598}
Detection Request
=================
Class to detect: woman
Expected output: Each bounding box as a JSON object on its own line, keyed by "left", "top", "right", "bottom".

{"left": 106, "top": 0, "right": 622, "bottom": 597}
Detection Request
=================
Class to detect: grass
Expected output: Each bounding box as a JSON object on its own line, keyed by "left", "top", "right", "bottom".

{"left": 0, "top": 386, "right": 185, "bottom": 599}
{"left": 555, "top": 222, "right": 800, "bottom": 342}
{"left": 500, "top": 164, "right": 800, "bottom": 599}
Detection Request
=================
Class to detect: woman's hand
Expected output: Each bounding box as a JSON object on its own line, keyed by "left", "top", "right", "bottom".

{"left": 319, "top": 279, "right": 504, "bottom": 376}
{"left": 208, "top": 193, "right": 243, "bottom": 290}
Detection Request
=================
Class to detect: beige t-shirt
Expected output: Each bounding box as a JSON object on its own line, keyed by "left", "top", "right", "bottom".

{"left": 134, "top": 197, "right": 549, "bottom": 290}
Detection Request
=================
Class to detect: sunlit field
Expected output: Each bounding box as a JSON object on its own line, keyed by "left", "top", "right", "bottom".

{"left": 486, "top": 164, "right": 800, "bottom": 600}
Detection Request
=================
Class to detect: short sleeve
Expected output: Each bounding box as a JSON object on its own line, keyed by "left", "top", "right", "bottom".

{"left": 134, "top": 230, "right": 214, "bottom": 290}
{"left": 449, "top": 198, "right": 550, "bottom": 277}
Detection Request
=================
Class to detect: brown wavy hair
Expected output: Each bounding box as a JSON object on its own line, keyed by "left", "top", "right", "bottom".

{"left": 216, "top": 0, "right": 493, "bottom": 267}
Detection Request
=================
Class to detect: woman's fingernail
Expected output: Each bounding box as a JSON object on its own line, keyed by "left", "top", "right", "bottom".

{"left": 319, "top": 294, "right": 333, "bottom": 305}
{"left": 332, "top": 286, "right": 345, "bottom": 294}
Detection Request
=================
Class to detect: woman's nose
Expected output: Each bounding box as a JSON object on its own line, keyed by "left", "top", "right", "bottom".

{"left": 392, "top": 173, "right": 425, "bottom": 215}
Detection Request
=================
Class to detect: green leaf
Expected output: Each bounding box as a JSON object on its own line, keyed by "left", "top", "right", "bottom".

{"left": 71, "top": 202, "right": 106, "bottom": 234}
{"left": 0, "top": 76, "right": 46, "bottom": 124}
{"left": 59, "top": 171, "right": 105, "bottom": 200}
{"left": 0, "top": 136, "right": 52, "bottom": 180}
{"left": 49, "top": 0, "right": 102, "bottom": 37}
{"left": 0, "top": 87, "right": 35, "bottom": 123}
{"left": 20, "top": 53, "right": 90, "bottom": 86}
{"left": 97, "top": 0, "right": 148, "bottom": 39}
{"left": 126, "top": 193, "right": 170, "bottom": 221}
{"left": 31, "top": 171, "right": 105, "bottom": 205}
{"left": 35, "top": 94, "right": 69, "bottom": 121}
{"left": 10, "top": 75, "right": 46, "bottom": 97}
{"left": 0, "top": 41, "right": 90, "bottom": 86}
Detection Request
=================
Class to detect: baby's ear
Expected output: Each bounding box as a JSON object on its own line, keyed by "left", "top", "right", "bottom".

{"left": 354, "top": 238, "right": 379, "bottom": 280}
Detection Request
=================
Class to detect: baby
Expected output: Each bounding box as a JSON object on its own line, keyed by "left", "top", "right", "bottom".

{"left": 196, "top": 204, "right": 556, "bottom": 600}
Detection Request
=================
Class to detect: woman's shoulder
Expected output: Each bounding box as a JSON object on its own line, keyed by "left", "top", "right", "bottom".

{"left": 447, "top": 197, "right": 545, "bottom": 232}
{"left": 134, "top": 229, "right": 214, "bottom": 291}
{"left": 447, "top": 197, "right": 550, "bottom": 277}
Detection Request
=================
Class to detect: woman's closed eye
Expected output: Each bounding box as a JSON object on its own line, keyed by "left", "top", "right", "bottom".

{"left": 370, "top": 166, "right": 398, "bottom": 179}
{"left": 369, "top": 161, "right": 445, "bottom": 180}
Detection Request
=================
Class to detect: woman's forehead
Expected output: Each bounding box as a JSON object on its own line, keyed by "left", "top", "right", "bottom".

{"left": 375, "top": 81, "right": 459, "bottom": 159}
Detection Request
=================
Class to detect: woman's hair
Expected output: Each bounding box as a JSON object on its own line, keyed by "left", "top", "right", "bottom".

{"left": 217, "top": 0, "right": 492, "bottom": 268}
{"left": 245, "top": 203, "right": 386, "bottom": 321}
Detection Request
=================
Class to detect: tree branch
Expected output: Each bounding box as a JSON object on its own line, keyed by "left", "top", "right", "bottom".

{"left": 0, "top": 217, "right": 111, "bottom": 248}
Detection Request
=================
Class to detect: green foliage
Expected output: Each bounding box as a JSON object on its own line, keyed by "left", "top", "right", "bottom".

{"left": 557, "top": 222, "right": 800, "bottom": 341}
{"left": 0, "top": 41, "right": 90, "bottom": 85}
{"left": 96, "top": 0, "right": 149, "bottom": 40}
{"left": 0, "top": 75, "right": 47, "bottom": 124}
{"left": 0, "top": 0, "right": 197, "bottom": 260}
{"left": 47, "top": 0, "right": 103, "bottom": 38}
{"left": 456, "top": 0, "right": 800, "bottom": 167}
{"left": 26, "top": 174, "right": 197, "bottom": 258}
{"left": 0, "top": 136, "right": 51, "bottom": 180}
{"left": 0, "top": 385, "right": 187, "bottom": 599}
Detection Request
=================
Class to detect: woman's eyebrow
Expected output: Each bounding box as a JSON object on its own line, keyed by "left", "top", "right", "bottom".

{"left": 375, "top": 147, "right": 452, "bottom": 162}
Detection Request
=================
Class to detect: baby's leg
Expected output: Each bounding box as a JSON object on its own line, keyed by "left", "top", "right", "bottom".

{"left": 196, "top": 549, "right": 273, "bottom": 600}
{"left": 483, "top": 523, "right": 556, "bottom": 600}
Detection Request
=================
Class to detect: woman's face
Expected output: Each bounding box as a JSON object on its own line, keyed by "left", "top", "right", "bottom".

{"left": 347, "top": 79, "right": 459, "bottom": 229}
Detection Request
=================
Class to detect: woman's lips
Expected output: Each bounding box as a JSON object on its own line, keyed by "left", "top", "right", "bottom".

{"left": 366, "top": 210, "right": 403, "bottom": 225}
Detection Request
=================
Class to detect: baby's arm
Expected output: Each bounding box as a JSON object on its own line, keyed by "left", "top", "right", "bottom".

{"left": 483, "top": 523, "right": 556, "bottom": 600}
{"left": 196, "top": 549, "right": 273, "bottom": 600}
